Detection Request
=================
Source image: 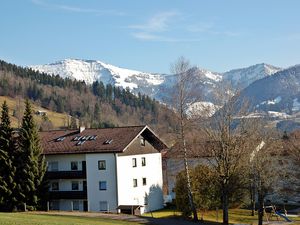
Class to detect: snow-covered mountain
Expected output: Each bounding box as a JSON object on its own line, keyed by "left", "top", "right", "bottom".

{"left": 237, "top": 64, "right": 300, "bottom": 114}
{"left": 222, "top": 63, "right": 281, "bottom": 89}
{"left": 30, "top": 59, "right": 222, "bottom": 101}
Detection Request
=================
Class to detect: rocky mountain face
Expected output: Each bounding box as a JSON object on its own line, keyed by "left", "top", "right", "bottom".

{"left": 238, "top": 64, "right": 300, "bottom": 116}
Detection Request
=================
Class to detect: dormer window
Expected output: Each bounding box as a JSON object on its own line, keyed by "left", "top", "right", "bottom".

{"left": 140, "top": 138, "right": 145, "bottom": 146}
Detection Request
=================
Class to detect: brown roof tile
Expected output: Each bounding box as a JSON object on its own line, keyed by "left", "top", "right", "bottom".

{"left": 41, "top": 126, "right": 146, "bottom": 155}
{"left": 41, "top": 125, "right": 168, "bottom": 155}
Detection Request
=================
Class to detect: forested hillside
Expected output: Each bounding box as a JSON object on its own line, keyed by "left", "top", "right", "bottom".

{"left": 0, "top": 60, "right": 177, "bottom": 138}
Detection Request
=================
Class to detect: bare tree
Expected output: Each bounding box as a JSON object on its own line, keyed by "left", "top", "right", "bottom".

{"left": 169, "top": 56, "right": 203, "bottom": 221}
{"left": 248, "top": 124, "right": 282, "bottom": 225}
{"left": 200, "top": 83, "right": 259, "bottom": 225}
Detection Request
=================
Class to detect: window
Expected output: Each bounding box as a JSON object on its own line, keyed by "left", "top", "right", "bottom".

{"left": 99, "top": 181, "right": 107, "bottom": 190}
{"left": 72, "top": 181, "right": 79, "bottom": 190}
{"left": 71, "top": 161, "right": 78, "bottom": 170}
{"left": 48, "top": 161, "right": 58, "bottom": 171}
{"left": 98, "top": 160, "right": 106, "bottom": 170}
{"left": 132, "top": 158, "right": 137, "bottom": 167}
{"left": 142, "top": 157, "right": 146, "bottom": 166}
{"left": 142, "top": 178, "right": 147, "bottom": 186}
{"left": 133, "top": 179, "right": 137, "bottom": 187}
{"left": 50, "top": 201, "right": 59, "bottom": 210}
{"left": 140, "top": 138, "right": 145, "bottom": 146}
{"left": 51, "top": 182, "right": 59, "bottom": 191}
{"left": 99, "top": 201, "right": 108, "bottom": 211}
{"left": 72, "top": 200, "right": 79, "bottom": 210}
{"left": 144, "top": 195, "right": 148, "bottom": 205}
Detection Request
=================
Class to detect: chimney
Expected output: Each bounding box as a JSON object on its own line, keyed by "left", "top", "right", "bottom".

{"left": 79, "top": 126, "right": 85, "bottom": 133}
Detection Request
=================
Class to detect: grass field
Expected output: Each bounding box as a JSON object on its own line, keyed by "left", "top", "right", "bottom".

{"left": 0, "top": 212, "right": 143, "bottom": 225}
{"left": 0, "top": 96, "right": 68, "bottom": 128}
{"left": 144, "top": 208, "right": 300, "bottom": 225}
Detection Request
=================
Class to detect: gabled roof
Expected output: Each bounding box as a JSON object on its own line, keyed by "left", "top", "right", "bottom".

{"left": 40, "top": 125, "right": 168, "bottom": 155}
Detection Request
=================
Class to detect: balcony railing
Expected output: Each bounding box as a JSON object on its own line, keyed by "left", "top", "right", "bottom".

{"left": 49, "top": 190, "right": 87, "bottom": 199}
{"left": 46, "top": 170, "right": 86, "bottom": 179}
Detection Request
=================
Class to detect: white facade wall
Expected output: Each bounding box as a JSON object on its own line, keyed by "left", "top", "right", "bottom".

{"left": 45, "top": 144, "right": 164, "bottom": 213}
{"left": 116, "top": 152, "right": 163, "bottom": 213}
{"left": 85, "top": 153, "right": 118, "bottom": 212}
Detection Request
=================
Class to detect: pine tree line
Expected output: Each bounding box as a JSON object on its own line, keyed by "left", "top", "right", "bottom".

{"left": 0, "top": 100, "right": 46, "bottom": 211}
{"left": 0, "top": 59, "right": 177, "bottom": 132}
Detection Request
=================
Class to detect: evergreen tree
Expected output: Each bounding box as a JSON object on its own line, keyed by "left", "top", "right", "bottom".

{"left": 15, "top": 100, "right": 46, "bottom": 210}
{"left": 0, "top": 101, "right": 16, "bottom": 211}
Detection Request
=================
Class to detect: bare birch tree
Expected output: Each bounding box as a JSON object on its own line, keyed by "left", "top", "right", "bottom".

{"left": 169, "top": 56, "right": 203, "bottom": 221}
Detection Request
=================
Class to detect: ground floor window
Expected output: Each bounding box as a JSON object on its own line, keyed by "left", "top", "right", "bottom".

{"left": 73, "top": 200, "right": 80, "bottom": 210}
{"left": 99, "top": 201, "right": 108, "bottom": 211}
{"left": 50, "top": 201, "right": 59, "bottom": 210}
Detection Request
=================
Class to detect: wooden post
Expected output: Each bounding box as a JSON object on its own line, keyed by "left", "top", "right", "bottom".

{"left": 47, "top": 201, "right": 50, "bottom": 211}
{"left": 216, "top": 207, "right": 219, "bottom": 222}
{"left": 71, "top": 201, "right": 73, "bottom": 211}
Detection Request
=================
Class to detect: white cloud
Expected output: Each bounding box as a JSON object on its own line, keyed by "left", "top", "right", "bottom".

{"left": 31, "top": 0, "right": 124, "bottom": 16}
{"left": 128, "top": 11, "right": 179, "bottom": 33}
{"left": 186, "top": 22, "right": 214, "bottom": 33}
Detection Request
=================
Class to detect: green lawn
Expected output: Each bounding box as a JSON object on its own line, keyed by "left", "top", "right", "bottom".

{"left": 0, "top": 212, "right": 142, "bottom": 225}
{"left": 144, "top": 208, "right": 300, "bottom": 225}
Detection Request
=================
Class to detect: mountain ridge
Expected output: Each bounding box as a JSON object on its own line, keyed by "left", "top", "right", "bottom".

{"left": 30, "top": 58, "right": 282, "bottom": 104}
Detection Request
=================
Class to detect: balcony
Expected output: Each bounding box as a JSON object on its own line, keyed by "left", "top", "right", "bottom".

{"left": 46, "top": 170, "right": 86, "bottom": 179}
{"left": 49, "top": 190, "right": 87, "bottom": 199}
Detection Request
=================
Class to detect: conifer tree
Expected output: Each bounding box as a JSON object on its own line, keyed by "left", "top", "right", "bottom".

{"left": 0, "top": 101, "right": 16, "bottom": 211}
{"left": 15, "top": 100, "right": 46, "bottom": 210}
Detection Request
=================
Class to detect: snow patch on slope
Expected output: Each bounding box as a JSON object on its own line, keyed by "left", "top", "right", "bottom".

{"left": 187, "top": 101, "right": 219, "bottom": 118}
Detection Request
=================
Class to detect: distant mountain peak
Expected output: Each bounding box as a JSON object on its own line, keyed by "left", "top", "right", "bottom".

{"left": 222, "top": 63, "right": 282, "bottom": 88}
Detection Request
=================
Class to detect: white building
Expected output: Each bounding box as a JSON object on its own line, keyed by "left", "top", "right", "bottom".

{"left": 41, "top": 125, "right": 167, "bottom": 214}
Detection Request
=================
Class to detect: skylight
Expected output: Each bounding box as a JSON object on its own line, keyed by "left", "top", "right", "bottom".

{"left": 103, "top": 139, "right": 113, "bottom": 145}
{"left": 56, "top": 137, "right": 66, "bottom": 142}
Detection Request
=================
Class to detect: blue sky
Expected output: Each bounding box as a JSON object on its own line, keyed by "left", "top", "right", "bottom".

{"left": 1, "top": 0, "right": 300, "bottom": 73}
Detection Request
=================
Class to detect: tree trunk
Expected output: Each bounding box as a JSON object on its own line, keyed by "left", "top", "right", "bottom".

{"left": 222, "top": 185, "right": 229, "bottom": 225}
{"left": 250, "top": 184, "right": 256, "bottom": 216}
{"left": 258, "top": 189, "right": 264, "bottom": 225}
{"left": 182, "top": 136, "right": 198, "bottom": 221}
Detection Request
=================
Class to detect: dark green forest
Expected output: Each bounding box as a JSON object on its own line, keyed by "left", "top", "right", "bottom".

{"left": 0, "top": 60, "right": 177, "bottom": 134}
